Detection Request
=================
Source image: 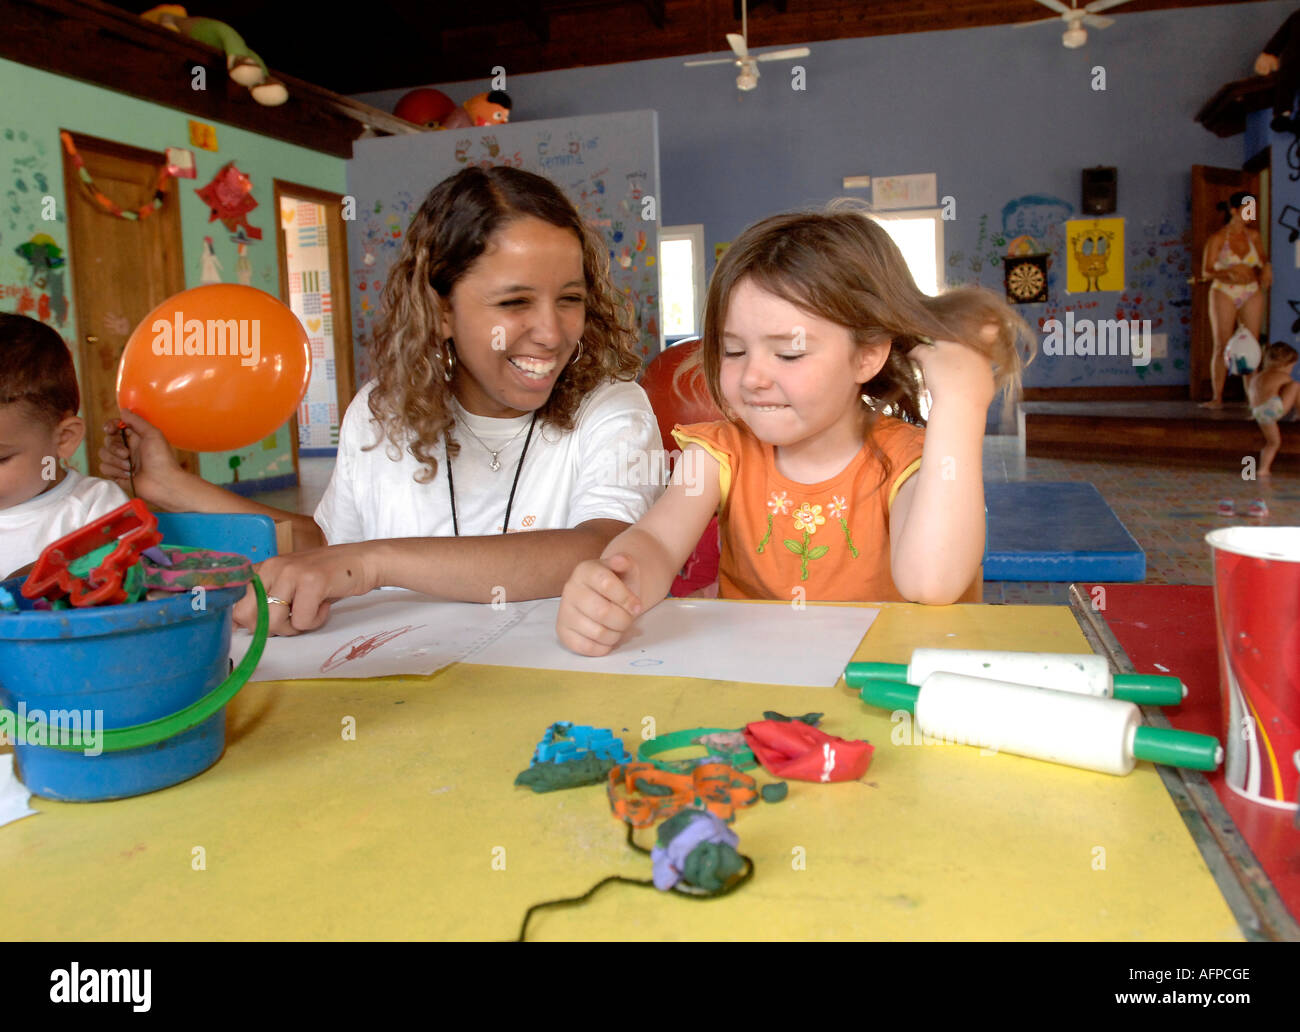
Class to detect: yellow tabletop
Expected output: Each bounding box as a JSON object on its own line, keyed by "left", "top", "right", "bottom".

{"left": 0, "top": 602, "right": 1243, "bottom": 941}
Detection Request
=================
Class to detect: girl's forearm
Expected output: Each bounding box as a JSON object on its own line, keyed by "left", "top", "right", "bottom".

{"left": 370, "top": 521, "right": 627, "bottom": 602}
{"left": 599, "top": 525, "right": 680, "bottom": 610}
{"left": 893, "top": 401, "right": 987, "bottom": 602}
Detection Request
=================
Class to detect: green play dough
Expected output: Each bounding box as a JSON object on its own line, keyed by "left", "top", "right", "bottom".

{"left": 514, "top": 753, "right": 617, "bottom": 793}
{"left": 761, "top": 782, "right": 789, "bottom": 803}
{"left": 682, "top": 841, "right": 745, "bottom": 892}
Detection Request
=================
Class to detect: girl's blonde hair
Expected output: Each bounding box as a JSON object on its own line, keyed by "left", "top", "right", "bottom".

{"left": 368, "top": 166, "right": 641, "bottom": 482}
{"left": 681, "top": 203, "right": 1032, "bottom": 483}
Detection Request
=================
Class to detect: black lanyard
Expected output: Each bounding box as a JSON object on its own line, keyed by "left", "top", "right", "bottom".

{"left": 446, "top": 412, "right": 538, "bottom": 536}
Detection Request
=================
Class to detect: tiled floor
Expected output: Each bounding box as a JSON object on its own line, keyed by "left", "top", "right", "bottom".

{"left": 250, "top": 436, "right": 1300, "bottom": 605}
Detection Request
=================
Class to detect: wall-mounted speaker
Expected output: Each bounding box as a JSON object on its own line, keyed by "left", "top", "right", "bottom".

{"left": 1082, "top": 167, "right": 1117, "bottom": 215}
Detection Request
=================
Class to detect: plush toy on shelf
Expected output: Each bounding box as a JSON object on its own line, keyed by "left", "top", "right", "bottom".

{"left": 141, "top": 5, "right": 289, "bottom": 107}
{"left": 392, "top": 88, "right": 512, "bottom": 130}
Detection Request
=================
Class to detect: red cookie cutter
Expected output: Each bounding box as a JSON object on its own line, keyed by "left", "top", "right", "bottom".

{"left": 22, "top": 499, "right": 162, "bottom": 607}
{"left": 607, "top": 761, "right": 758, "bottom": 828}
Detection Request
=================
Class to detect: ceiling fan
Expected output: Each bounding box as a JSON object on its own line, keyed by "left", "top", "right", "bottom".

{"left": 1017, "top": 0, "right": 1135, "bottom": 49}
{"left": 684, "top": 0, "right": 810, "bottom": 91}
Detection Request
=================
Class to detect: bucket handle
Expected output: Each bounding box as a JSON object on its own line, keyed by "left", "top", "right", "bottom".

{"left": 2, "top": 574, "right": 270, "bottom": 753}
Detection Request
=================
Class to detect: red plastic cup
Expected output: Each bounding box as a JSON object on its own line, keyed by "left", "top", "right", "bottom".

{"left": 1206, "top": 527, "right": 1300, "bottom": 811}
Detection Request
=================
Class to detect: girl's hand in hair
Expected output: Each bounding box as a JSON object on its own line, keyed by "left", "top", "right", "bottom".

{"left": 911, "top": 335, "right": 997, "bottom": 414}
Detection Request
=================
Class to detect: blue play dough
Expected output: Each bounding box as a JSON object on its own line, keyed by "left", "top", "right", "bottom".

{"left": 531, "top": 721, "right": 631, "bottom": 766}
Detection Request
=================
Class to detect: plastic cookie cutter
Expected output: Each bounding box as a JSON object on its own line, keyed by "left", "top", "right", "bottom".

{"left": 22, "top": 499, "right": 162, "bottom": 607}
{"left": 607, "top": 761, "right": 758, "bottom": 828}
{"left": 637, "top": 726, "right": 758, "bottom": 773}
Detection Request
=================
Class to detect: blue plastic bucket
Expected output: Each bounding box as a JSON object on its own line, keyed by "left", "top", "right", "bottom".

{"left": 0, "top": 578, "right": 245, "bottom": 802}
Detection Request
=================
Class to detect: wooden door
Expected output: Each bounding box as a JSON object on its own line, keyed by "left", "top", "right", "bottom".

{"left": 1190, "top": 165, "right": 1260, "bottom": 403}
{"left": 272, "top": 179, "right": 356, "bottom": 467}
{"left": 61, "top": 132, "right": 198, "bottom": 477}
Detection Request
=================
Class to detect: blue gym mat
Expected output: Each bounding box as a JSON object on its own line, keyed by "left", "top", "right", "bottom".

{"left": 983, "top": 482, "right": 1145, "bottom": 582}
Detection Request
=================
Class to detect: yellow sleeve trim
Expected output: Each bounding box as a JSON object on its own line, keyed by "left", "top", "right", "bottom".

{"left": 671, "top": 428, "right": 732, "bottom": 511}
{"left": 887, "top": 458, "right": 922, "bottom": 511}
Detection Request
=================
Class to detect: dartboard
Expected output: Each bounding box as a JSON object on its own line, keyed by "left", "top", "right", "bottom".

{"left": 1004, "top": 255, "right": 1049, "bottom": 304}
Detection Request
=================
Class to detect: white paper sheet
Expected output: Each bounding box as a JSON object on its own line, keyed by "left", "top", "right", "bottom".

{"left": 237, "top": 591, "right": 543, "bottom": 681}
{"left": 0, "top": 753, "right": 37, "bottom": 828}
{"left": 467, "top": 598, "right": 879, "bottom": 687}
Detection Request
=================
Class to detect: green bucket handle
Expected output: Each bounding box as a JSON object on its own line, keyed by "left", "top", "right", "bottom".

{"left": 2, "top": 574, "right": 269, "bottom": 753}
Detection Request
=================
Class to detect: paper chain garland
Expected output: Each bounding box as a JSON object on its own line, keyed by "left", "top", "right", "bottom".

{"left": 60, "top": 131, "right": 170, "bottom": 221}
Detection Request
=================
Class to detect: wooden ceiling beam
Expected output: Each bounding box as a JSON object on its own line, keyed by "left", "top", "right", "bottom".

{"left": 0, "top": 0, "right": 425, "bottom": 158}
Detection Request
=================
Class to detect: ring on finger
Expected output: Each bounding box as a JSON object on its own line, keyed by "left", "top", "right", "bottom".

{"left": 266, "top": 596, "right": 291, "bottom": 607}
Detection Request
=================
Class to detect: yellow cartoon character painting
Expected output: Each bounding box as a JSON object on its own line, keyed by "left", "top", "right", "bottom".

{"left": 1066, "top": 218, "right": 1125, "bottom": 293}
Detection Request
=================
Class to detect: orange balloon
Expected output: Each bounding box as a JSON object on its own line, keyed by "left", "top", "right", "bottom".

{"left": 116, "top": 284, "right": 311, "bottom": 452}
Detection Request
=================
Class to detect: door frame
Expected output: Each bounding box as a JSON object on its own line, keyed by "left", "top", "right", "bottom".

{"left": 272, "top": 180, "right": 356, "bottom": 468}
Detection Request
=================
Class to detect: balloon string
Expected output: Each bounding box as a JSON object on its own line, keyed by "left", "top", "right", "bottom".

{"left": 120, "top": 425, "right": 136, "bottom": 499}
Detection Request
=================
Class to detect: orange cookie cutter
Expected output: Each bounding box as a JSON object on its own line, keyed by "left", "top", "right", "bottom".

{"left": 607, "top": 761, "right": 758, "bottom": 828}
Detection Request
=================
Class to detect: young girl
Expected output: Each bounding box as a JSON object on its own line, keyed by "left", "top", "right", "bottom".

{"left": 1246, "top": 342, "right": 1299, "bottom": 476}
{"left": 556, "top": 205, "right": 1029, "bottom": 657}
{"left": 99, "top": 166, "right": 662, "bottom": 635}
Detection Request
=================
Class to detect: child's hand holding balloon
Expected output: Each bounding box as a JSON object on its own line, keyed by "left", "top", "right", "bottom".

{"left": 98, "top": 409, "right": 187, "bottom": 505}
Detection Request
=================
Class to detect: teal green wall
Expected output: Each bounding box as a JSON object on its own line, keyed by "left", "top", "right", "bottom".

{"left": 0, "top": 56, "right": 346, "bottom": 487}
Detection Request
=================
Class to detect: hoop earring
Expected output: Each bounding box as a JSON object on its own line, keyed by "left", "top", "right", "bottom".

{"left": 441, "top": 339, "right": 456, "bottom": 383}
{"left": 568, "top": 340, "right": 584, "bottom": 366}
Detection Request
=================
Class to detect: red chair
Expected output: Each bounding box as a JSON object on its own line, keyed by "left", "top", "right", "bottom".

{"left": 640, "top": 338, "right": 723, "bottom": 595}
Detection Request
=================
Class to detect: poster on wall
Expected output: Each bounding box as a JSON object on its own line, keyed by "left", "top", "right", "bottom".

{"left": 1066, "top": 217, "right": 1125, "bottom": 293}
{"left": 871, "top": 173, "right": 937, "bottom": 211}
{"left": 345, "top": 110, "right": 661, "bottom": 382}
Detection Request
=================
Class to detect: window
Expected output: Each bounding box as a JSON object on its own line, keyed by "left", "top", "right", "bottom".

{"left": 867, "top": 209, "right": 944, "bottom": 297}
{"left": 658, "top": 224, "right": 705, "bottom": 347}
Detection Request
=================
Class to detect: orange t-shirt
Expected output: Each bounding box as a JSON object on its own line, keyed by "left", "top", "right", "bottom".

{"left": 672, "top": 418, "right": 925, "bottom": 602}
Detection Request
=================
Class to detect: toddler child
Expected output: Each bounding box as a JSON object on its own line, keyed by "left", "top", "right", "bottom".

{"left": 0, "top": 313, "right": 127, "bottom": 579}
{"left": 1246, "top": 342, "right": 1299, "bottom": 476}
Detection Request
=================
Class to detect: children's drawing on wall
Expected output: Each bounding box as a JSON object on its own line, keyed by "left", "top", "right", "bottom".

{"left": 13, "top": 234, "right": 68, "bottom": 327}
{"left": 200, "top": 235, "right": 223, "bottom": 283}
{"left": 1066, "top": 218, "right": 1124, "bottom": 293}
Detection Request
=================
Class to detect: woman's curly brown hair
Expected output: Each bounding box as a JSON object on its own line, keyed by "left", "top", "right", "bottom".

{"left": 367, "top": 166, "right": 642, "bottom": 482}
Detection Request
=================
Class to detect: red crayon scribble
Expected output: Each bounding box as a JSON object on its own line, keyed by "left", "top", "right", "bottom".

{"left": 321, "top": 624, "right": 425, "bottom": 673}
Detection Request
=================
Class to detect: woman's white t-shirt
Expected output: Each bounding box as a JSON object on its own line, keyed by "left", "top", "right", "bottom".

{"left": 315, "top": 378, "right": 664, "bottom": 543}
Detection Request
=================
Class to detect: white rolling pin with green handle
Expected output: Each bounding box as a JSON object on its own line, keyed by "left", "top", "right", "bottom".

{"left": 856, "top": 671, "right": 1222, "bottom": 775}
{"left": 846, "top": 648, "right": 1186, "bottom": 706}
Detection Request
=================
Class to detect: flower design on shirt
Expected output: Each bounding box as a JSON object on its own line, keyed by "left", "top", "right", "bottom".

{"left": 792, "top": 503, "right": 825, "bottom": 534}
{"left": 828, "top": 496, "right": 859, "bottom": 558}
{"left": 758, "top": 492, "right": 791, "bottom": 553}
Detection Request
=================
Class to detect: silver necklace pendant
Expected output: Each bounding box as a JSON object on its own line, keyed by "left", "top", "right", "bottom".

{"left": 488, "top": 453, "right": 502, "bottom": 472}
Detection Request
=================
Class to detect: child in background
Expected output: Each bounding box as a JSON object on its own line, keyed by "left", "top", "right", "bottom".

{"left": 0, "top": 314, "right": 128, "bottom": 579}
{"left": 557, "top": 204, "right": 1029, "bottom": 657}
{"left": 1246, "top": 342, "right": 1299, "bottom": 476}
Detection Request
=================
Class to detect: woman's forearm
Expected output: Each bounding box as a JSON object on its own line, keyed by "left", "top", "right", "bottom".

{"left": 891, "top": 401, "right": 987, "bottom": 602}
{"left": 370, "top": 520, "right": 628, "bottom": 602}
{"left": 153, "top": 469, "right": 323, "bottom": 549}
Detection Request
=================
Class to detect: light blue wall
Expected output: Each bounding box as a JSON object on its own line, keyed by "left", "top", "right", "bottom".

{"left": 356, "top": 1, "right": 1295, "bottom": 397}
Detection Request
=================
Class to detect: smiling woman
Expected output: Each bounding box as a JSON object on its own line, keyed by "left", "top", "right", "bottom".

{"left": 98, "top": 167, "right": 663, "bottom": 636}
